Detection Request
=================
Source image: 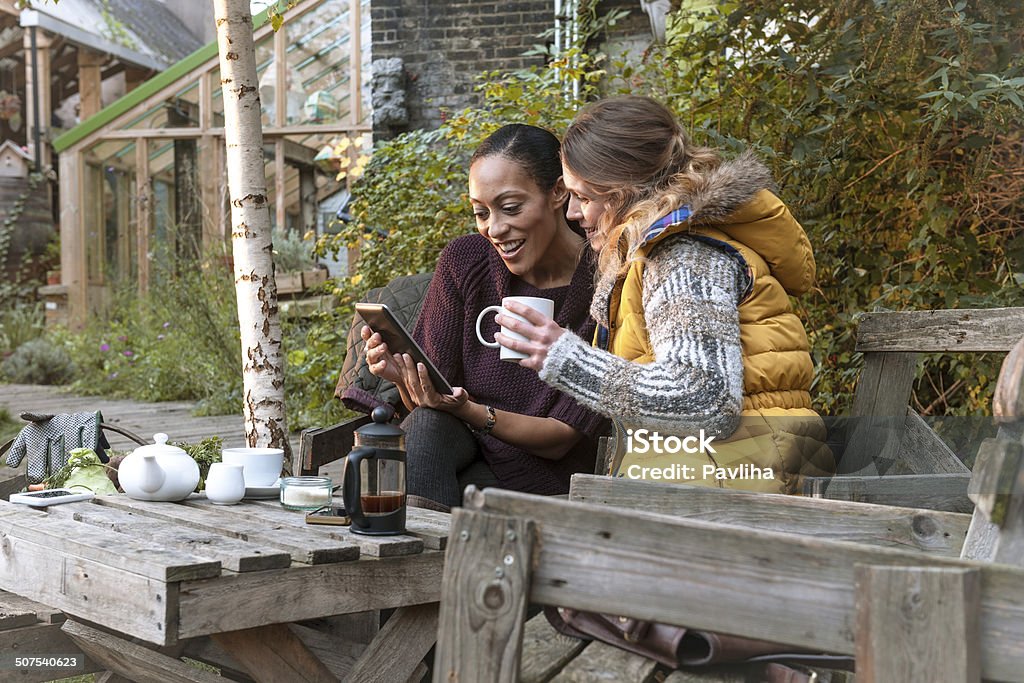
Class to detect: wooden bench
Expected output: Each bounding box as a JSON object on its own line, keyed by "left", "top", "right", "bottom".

{"left": 433, "top": 334, "right": 1024, "bottom": 682}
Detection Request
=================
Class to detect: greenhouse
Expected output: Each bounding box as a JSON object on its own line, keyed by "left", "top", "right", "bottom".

{"left": 51, "top": 0, "right": 371, "bottom": 326}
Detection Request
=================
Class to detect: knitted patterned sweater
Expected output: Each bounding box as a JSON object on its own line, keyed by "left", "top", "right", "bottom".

{"left": 539, "top": 235, "right": 746, "bottom": 437}
{"left": 413, "top": 234, "right": 608, "bottom": 495}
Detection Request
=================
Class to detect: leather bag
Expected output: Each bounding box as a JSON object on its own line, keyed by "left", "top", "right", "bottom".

{"left": 545, "top": 607, "right": 853, "bottom": 681}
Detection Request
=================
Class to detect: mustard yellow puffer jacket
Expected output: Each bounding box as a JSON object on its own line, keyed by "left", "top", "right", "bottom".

{"left": 600, "top": 180, "right": 834, "bottom": 493}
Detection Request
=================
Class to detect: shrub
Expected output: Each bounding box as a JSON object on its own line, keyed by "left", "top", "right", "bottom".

{"left": 0, "top": 304, "right": 45, "bottom": 355}
{"left": 1, "top": 338, "right": 74, "bottom": 385}
{"left": 0, "top": 406, "right": 20, "bottom": 444}
{"left": 273, "top": 228, "right": 318, "bottom": 273}
{"left": 61, "top": 255, "right": 242, "bottom": 414}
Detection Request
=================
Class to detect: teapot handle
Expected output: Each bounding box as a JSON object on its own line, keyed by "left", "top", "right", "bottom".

{"left": 343, "top": 446, "right": 374, "bottom": 528}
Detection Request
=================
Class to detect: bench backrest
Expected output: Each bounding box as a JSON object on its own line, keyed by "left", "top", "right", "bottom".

{"left": 840, "top": 307, "right": 1024, "bottom": 476}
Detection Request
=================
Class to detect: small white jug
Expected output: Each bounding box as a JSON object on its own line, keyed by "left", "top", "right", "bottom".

{"left": 205, "top": 462, "right": 246, "bottom": 505}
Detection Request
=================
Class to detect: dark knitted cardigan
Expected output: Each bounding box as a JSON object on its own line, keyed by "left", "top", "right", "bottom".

{"left": 412, "top": 234, "right": 607, "bottom": 495}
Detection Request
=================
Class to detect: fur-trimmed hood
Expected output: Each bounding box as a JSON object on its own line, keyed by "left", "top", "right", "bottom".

{"left": 590, "top": 151, "right": 815, "bottom": 326}
{"left": 667, "top": 149, "right": 777, "bottom": 225}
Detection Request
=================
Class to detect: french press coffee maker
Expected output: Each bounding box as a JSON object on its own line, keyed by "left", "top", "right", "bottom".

{"left": 343, "top": 406, "right": 407, "bottom": 535}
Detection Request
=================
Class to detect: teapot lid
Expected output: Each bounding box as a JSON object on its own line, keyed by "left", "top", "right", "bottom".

{"left": 132, "top": 433, "right": 188, "bottom": 457}
{"left": 355, "top": 406, "right": 403, "bottom": 439}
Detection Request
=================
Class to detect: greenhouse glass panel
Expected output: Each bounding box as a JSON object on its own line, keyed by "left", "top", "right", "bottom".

{"left": 209, "top": 67, "right": 225, "bottom": 128}
{"left": 289, "top": 0, "right": 348, "bottom": 125}
{"left": 256, "top": 35, "right": 280, "bottom": 127}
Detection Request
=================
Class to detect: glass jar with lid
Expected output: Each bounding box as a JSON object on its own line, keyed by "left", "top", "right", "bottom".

{"left": 279, "top": 476, "right": 333, "bottom": 511}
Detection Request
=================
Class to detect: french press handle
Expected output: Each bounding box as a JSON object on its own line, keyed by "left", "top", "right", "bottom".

{"left": 343, "top": 446, "right": 374, "bottom": 528}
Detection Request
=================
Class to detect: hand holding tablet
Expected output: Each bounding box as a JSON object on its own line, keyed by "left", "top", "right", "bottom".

{"left": 356, "top": 303, "right": 455, "bottom": 395}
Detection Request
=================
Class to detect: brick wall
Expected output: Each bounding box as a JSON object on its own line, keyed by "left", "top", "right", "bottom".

{"left": 370, "top": 0, "right": 555, "bottom": 133}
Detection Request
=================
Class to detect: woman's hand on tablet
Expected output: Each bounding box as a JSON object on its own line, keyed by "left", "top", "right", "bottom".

{"left": 361, "top": 326, "right": 405, "bottom": 386}
{"left": 394, "top": 353, "right": 469, "bottom": 411}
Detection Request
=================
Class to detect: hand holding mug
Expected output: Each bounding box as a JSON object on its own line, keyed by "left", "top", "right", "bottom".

{"left": 491, "top": 299, "right": 567, "bottom": 372}
{"left": 476, "top": 296, "right": 557, "bottom": 365}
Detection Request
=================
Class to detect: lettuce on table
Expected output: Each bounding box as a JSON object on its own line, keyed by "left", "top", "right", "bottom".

{"left": 63, "top": 448, "right": 118, "bottom": 495}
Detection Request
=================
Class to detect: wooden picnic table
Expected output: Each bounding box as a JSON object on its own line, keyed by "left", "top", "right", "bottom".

{"left": 0, "top": 494, "right": 450, "bottom": 682}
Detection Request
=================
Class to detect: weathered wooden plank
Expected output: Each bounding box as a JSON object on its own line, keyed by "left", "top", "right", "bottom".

{"left": 663, "top": 667, "right": 747, "bottom": 682}
{"left": 665, "top": 666, "right": 851, "bottom": 682}
{"left": 520, "top": 612, "right": 587, "bottom": 683}
{"left": 46, "top": 503, "right": 293, "bottom": 572}
{"left": 212, "top": 623, "right": 338, "bottom": 683}
{"left": 196, "top": 497, "right": 425, "bottom": 558}
{"left": 176, "top": 552, "right": 445, "bottom": 640}
{"left": 0, "top": 620, "right": 103, "bottom": 683}
{"left": 855, "top": 308, "right": 1024, "bottom": 353}
{"left": 994, "top": 335, "right": 1024, "bottom": 420}
{"left": 402, "top": 515, "right": 450, "bottom": 550}
{"left": 0, "top": 591, "right": 64, "bottom": 625}
{"left": 465, "top": 487, "right": 1024, "bottom": 682}
{"left": 855, "top": 565, "right": 981, "bottom": 683}
{"left": 181, "top": 636, "right": 262, "bottom": 682}
{"left": 0, "top": 527, "right": 176, "bottom": 645}
{"left": 405, "top": 662, "right": 429, "bottom": 683}
{"left": 0, "top": 589, "right": 68, "bottom": 631}
{"left": 296, "top": 611, "right": 380, "bottom": 647}
{"left": 289, "top": 623, "right": 362, "bottom": 680}
{"left": 961, "top": 512, "right": 1001, "bottom": 562}
{"left": 0, "top": 468, "right": 27, "bottom": 501}
{"left": 967, "top": 438, "right": 1021, "bottom": 526}
{"left": 550, "top": 640, "right": 659, "bottom": 682}
{"left": 570, "top": 474, "right": 969, "bottom": 557}
{"left": 297, "top": 416, "right": 369, "bottom": 477}
{"left": 804, "top": 473, "right": 972, "bottom": 512}
{"left": 435, "top": 510, "right": 534, "bottom": 683}
{"left": 986, "top": 437, "right": 1024, "bottom": 569}
{"left": 0, "top": 604, "right": 36, "bottom": 631}
{"left": 92, "top": 496, "right": 360, "bottom": 565}
{"left": 845, "top": 353, "right": 917, "bottom": 475}
{"left": 0, "top": 504, "right": 220, "bottom": 582}
{"left": 892, "top": 411, "right": 970, "bottom": 475}
{"left": 63, "top": 618, "right": 224, "bottom": 683}
{"left": 95, "top": 672, "right": 143, "bottom": 683}
{"left": 343, "top": 603, "right": 438, "bottom": 683}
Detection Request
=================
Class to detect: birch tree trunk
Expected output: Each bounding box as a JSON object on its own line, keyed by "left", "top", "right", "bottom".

{"left": 213, "top": 0, "right": 290, "bottom": 462}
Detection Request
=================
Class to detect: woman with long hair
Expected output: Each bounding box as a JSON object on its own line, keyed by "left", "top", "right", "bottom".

{"left": 497, "top": 96, "right": 833, "bottom": 492}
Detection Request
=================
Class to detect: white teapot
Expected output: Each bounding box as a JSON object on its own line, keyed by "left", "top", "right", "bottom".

{"left": 119, "top": 433, "right": 200, "bottom": 502}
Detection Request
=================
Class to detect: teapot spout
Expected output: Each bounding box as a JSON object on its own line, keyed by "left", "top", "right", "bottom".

{"left": 138, "top": 453, "right": 166, "bottom": 493}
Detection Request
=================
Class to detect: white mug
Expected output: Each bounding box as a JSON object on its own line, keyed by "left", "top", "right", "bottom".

{"left": 475, "top": 296, "right": 555, "bottom": 362}
{"left": 221, "top": 447, "right": 284, "bottom": 487}
{"left": 205, "top": 462, "right": 246, "bottom": 505}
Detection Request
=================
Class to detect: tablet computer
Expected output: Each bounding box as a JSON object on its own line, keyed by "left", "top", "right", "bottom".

{"left": 355, "top": 302, "right": 455, "bottom": 395}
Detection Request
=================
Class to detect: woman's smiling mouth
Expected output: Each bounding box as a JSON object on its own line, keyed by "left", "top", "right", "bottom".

{"left": 495, "top": 239, "right": 525, "bottom": 258}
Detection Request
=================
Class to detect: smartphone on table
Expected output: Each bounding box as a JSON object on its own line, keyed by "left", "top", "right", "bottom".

{"left": 305, "top": 504, "right": 351, "bottom": 526}
{"left": 355, "top": 302, "right": 455, "bottom": 395}
{"left": 10, "top": 488, "right": 95, "bottom": 507}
